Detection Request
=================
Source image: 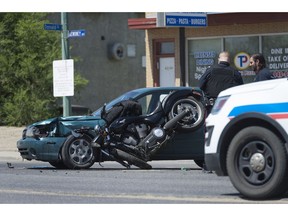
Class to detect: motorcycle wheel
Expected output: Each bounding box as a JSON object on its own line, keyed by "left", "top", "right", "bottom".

{"left": 169, "top": 96, "right": 205, "bottom": 132}
{"left": 114, "top": 149, "right": 152, "bottom": 170}
{"left": 61, "top": 134, "right": 95, "bottom": 169}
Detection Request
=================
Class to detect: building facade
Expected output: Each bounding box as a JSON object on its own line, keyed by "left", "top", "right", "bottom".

{"left": 128, "top": 13, "right": 288, "bottom": 87}
{"left": 50, "top": 13, "right": 146, "bottom": 111}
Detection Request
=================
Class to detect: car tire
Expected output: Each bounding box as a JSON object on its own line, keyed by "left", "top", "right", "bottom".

{"left": 168, "top": 96, "right": 205, "bottom": 132}
{"left": 227, "top": 126, "right": 288, "bottom": 200}
{"left": 49, "top": 160, "right": 67, "bottom": 169}
{"left": 114, "top": 149, "right": 152, "bottom": 170}
{"left": 61, "top": 134, "right": 95, "bottom": 169}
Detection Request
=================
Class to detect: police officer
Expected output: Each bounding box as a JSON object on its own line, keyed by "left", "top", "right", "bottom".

{"left": 199, "top": 51, "right": 244, "bottom": 114}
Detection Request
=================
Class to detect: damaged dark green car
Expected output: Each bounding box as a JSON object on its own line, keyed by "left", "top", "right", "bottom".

{"left": 17, "top": 87, "right": 205, "bottom": 169}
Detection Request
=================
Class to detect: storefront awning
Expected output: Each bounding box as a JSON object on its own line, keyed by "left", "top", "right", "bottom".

{"left": 128, "top": 13, "right": 288, "bottom": 30}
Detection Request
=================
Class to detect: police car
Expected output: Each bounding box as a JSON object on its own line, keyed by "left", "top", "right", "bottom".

{"left": 204, "top": 78, "right": 288, "bottom": 199}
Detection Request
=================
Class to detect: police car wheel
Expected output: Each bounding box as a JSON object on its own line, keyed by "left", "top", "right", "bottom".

{"left": 227, "top": 126, "right": 288, "bottom": 200}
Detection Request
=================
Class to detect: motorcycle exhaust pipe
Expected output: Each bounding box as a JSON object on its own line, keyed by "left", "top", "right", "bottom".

{"left": 137, "top": 109, "right": 190, "bottom": 149}
{"left": 138, "top": 127, "right": 166, "bottom": 149}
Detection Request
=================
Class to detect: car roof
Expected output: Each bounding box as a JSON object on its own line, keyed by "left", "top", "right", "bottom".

{"left": 129, "top": 86, "right": 193, "bottom": 92}
{"left": 92, "top": 86, "right": 198, "bottom": 116}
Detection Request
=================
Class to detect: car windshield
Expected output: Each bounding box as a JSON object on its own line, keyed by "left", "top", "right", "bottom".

{"left": 91, "top": 90, "right": 141, "bottom": 116}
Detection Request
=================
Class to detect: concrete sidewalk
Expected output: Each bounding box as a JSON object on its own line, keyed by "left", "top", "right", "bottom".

{"left": 0, "top": 126, "right": 25, "bottom": 161}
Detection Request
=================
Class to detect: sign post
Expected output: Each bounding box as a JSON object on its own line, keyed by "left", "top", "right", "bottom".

{"left": 44, "top": 14, "right": 86, "bottom": 116}
{"left": 61, "top": 12, "right": 71, "bottom": 117}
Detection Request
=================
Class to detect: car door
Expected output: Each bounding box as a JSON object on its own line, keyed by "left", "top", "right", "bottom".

{"left": 136, "top": 91, "right": 170, "bottom": 114}
{"left": 136, "top": 89, "right": 205, "bottom": 160}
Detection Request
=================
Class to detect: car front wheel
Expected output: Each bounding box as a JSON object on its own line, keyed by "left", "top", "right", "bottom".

{"left": 61, "top": 134, "right": 95, "bottom": 169}
{"left": 227, "top": 126, "right": 288, "bottom": 200}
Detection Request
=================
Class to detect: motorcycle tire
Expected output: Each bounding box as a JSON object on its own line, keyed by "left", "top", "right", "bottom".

{"left": 114, "top": 149, "right": 152, "bottom": 170}
{"left": 61, "top": 134, "right": 95, "bottom": 169}
{"left": 168, "top": 96, "right": 205, "bottom": 132}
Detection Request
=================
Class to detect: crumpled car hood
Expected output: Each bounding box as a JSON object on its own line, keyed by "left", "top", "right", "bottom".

{"left": 31, "top": 115, "right": 101, "bottom": 126}
{"left": 26, "top": 115, "right": 103, "bottom": 138}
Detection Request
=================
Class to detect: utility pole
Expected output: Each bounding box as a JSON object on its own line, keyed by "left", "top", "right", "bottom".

{"left": 61, "top": 12, "right": 71, "bottom": 117}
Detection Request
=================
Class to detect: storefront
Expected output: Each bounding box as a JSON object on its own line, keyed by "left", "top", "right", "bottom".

{"left": 188, "top": 34, "right": 288, "bottom": 85}
{"left": 128, "top": 13, "right": 288, "bottom": 87}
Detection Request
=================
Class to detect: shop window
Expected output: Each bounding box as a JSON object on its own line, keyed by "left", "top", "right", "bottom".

{"left": 187, "top": 34, "right": 288, "bottom": 87}
{"left": 262, "top": 35, "right": 288, "bottom": 78}
{"left": 160, "top": 42, "right": 175, "bottom": 54}
{"left": 224, "top": 36, "right": 259, "bottom": 83}
{"left": 188, "top": 38, "right": 221, "bottom": 86}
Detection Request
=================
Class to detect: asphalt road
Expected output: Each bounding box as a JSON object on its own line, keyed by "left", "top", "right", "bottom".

{"left": 1, "top": 159, "right": 288, "bottom": 205}
{"left": 1, "top": 126, "right": 288, "bottom": 216}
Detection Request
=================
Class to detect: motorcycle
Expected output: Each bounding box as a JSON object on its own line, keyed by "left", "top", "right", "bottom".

{"left": 62, "top": 89, "right": 205, "bottom": 169}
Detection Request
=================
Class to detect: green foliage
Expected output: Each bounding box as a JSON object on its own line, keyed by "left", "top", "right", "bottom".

{"left": 2, "top": 89, "right": 58, "bottom": 126}
{"left": 0, "top": 13, "right": 88, "bottom": 126}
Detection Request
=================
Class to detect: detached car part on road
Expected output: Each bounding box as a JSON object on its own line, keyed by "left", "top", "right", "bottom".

{"left": 205, "top": 78, "right": 288, "bottom": 200}
{"left": 17, "top": 87, "right": 206, "bottom": 169}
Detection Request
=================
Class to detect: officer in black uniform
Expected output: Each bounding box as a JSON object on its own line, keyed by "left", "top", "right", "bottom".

{"left": 199, "top": 51, "right": 244, "bottom": 114}
{"left": 199, "top": 51, "right": 244, "bottom": 172}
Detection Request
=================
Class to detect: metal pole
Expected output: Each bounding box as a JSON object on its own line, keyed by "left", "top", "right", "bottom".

{"left": 61, "top": 12, "right": 71, "bottom": 116}
{"left": 179, "top": 27, "right": 186, "bottom": 86}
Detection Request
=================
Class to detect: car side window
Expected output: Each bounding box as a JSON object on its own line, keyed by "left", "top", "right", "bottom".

{"left": 159, "top": 94, "right": 168, "bottom": 102}
{"left": 137, "top": 94, "right": 153, "bottom": 114}
{"left": 137, "top": 93, "right": 169, "bottom": 114}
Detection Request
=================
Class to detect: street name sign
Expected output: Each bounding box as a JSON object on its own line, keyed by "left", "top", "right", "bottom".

{"left": 44, "top": 23, "right": 63, "bottom": 31}
{"left": 68, "top": 29, "right": 86, "bottom": 38}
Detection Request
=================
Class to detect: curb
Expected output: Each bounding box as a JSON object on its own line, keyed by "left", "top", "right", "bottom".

{"left": 0, "top": 126, "right": 25, "bottom": 162}
{"left": 0, "top": 151, "right": 22, "bottom": 162}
